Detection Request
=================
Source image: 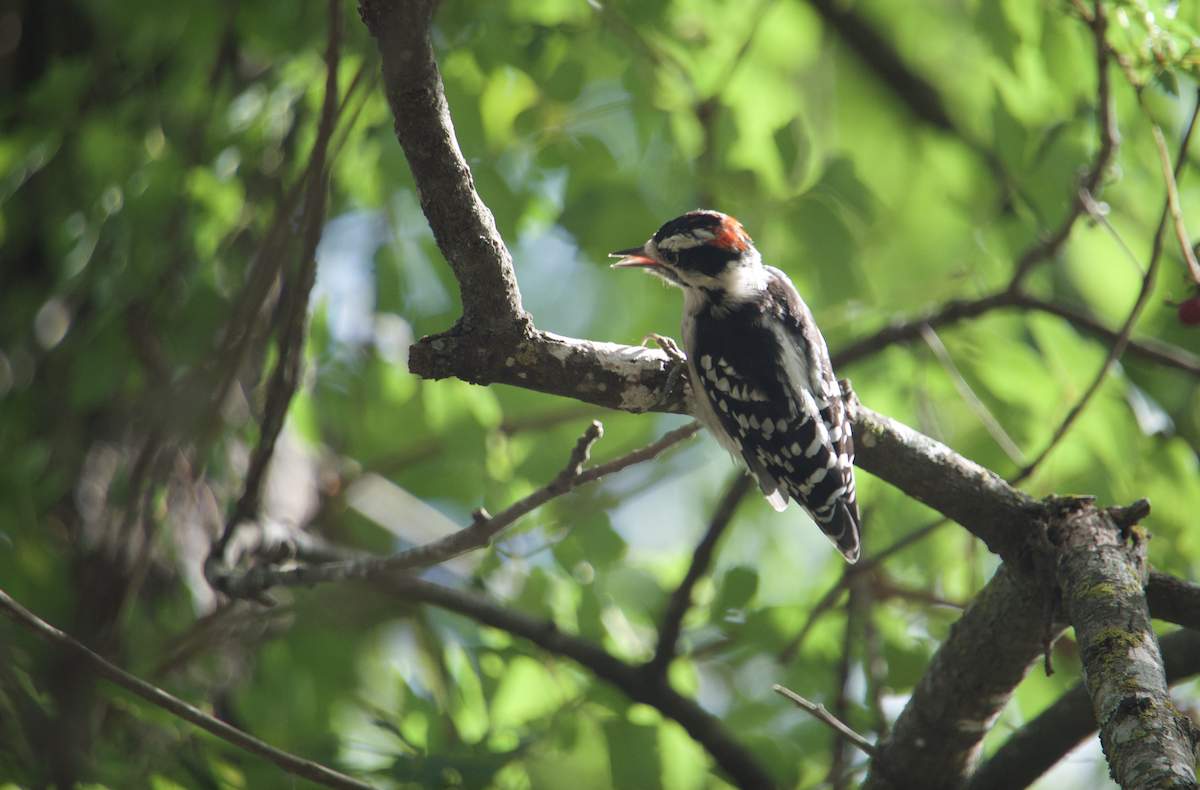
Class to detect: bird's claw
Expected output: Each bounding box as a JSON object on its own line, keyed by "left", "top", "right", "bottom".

{"left": 642, "top": 333, "right": 686, "bottom": 364}
{"left": 640, "top": 334, "right": 687, "bottom": 412}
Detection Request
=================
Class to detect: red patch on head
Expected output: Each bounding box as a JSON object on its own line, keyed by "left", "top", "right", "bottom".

{"left": 714, "top": 215, "right": 751, "bottom": 252}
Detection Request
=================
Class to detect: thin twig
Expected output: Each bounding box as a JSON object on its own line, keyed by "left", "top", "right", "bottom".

{"left": 1009, "top": 1, "right": 1117, "bottom": 287}
{"left": 833, "top": 289, "right": 1200, "bottom": 375}
{"left": 500, "top": 404, "right": 609, "bottom": 435}
{"left": 647, "top": 473, "right": 754, "bottom": 675}
{"left": 1158, "top": 124, "right": 1200, "bottom": 284}
{"left": 779, "top": 518, "right": 948, "bottom": 664}
{"left": 211, "top": 421, "right": 602, "bottom": 596}
{"left": 1011, "top": 283, "right": 1147, "bottom": 485}
{"left": 573, "top": 421, "right": 700, "bottom": 485}
{"left": 1068, "top": 0, "right": 1094, "bottom": 22}
{"left": 829, "top": 573, "right": 869, "bottom": 788}
{"left": 215, "top": 3, "right": 343, "bottom": 553}
{"left": 1079, "top": 186, "right": 1146, "bottom": 275}
{"left": 779, "top": 580, "right": 849, "bottom": 665}
{"left": 1016, "top": 294, "right": 1200, "bottom": 374}
{"left": 1011, "top": 88, "right": 1200, "bottom": 485}
{"left": 713, "top": 0, "right": 776, "bottom": 99}
{"left": 773, "top": 684, "right": 877, "bottom": 756}
{"left": 196, "top": 25, "right": 371, "bottom": 471}
{"left": 856, "top": 518, "right": 949, "bottom": 572}
{"left": 210, "top": 421, "right": 701, "bottom": 598}
{"left": 919, "top": 324, "right": 1027, "bottom": 466}
{"left": 0, "top": 588, "right": 375, "bottom": 790}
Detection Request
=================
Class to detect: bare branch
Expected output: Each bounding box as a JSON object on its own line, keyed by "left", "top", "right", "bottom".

{"left": 378, "top": 575, "right": 778, "bottom": 790}
{"left": 1016, "top": 294, "right": 1200, "bottom": 375}
{"left": 211, "top": 421, "right": 604, "bottom": 597}
{"left": 833, "top": 288, "right": 1200, "bottom": 376}
{"left": 849, "top": 402, "right": 1042, "bottom": 565}
{"left": 1010, "top": 92, "right": 1200, "bottom": 485}
{"left": 774, "top": 684, "right": 877, "bottom": 757}
{"left": 209, "top": 421, "right": 700, "bottom": 598}
{"left": 1151, "top": 92, "right": 1200, "bottom": 284}
{"left": 779, "top": 579, "right": 848, "bottom": 665}
{"left": 803, "top": 0, "right": 953, "bottom": 131}
{"left": 1079, "top": 186, "right": 1146, "bottom": 276}
{"left": 216, "top": 3, "right": 342, "bottom": 553}
{"left": 1010, "top": 0, "right": 1119, "bottom": 286}
{"left": 1146, "top": 569, "right": 1200, "bottom": 631}
{"left": 0, "top": 588, "right": 376, "bottom": 790}
{"left": 411, "top": 330, "right": 694, "bottom": 415}
{"left": 361, "top": 0, "right": 529, "bottom": 333}
{"left": 574, "top": 421, "right": 700, "bottom": 485}
{"left": 648, "top": 473, "right": 753, "bottom": 676}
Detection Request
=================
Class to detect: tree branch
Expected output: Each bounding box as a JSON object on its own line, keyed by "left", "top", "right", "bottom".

{"left": 0, "top": 588, "right": 375, "bottom": 790}
{"left": 849, "top": 401, "right": 1043, "bottom": 565}
{"left": 211, "top": 421, "right": 604, "bottom": 597}
{"left": 215, "top": 0, "right": 342, "bottom": 555}
{"left": 360, "top": 0, "right": 529, "bottom": 334}
{"left": 1010, "top": 0, "right": 1118, "bottom": 287}
{"left": 831, "top": 289, "right": 1200, "bottom": 377}
{"left": 773, "top": 684, "right": 876, "bottom": 757}
{"left": 1146, "top": 569, "right": 1200, "bottom": 631}
{"left": 648, "top": 473, "right": 753, "bottom": 676}
{"left": 208, "top": 421, "right": 700, "bottom": 598}
{"left": 861, "top": 563, "right": 1062, "bottom": 790}
{"left": 1010, "top": 88, "right": 1200, "bottom": 486}
{"left": 1047, "top": 498, "right": 1200, "bottom": 787}
{"left": 802, "top": 0, "right": 953, "bottom": 131}
{"left": 378, "top": 575, "right": 778, "bottom": 790}
{"left": 966, "top": 627, "right": 1200, "bottom": 790}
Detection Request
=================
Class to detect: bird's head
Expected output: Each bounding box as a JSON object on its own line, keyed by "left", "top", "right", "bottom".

{"left": 609, "top": 210, "right": 761, "bottom": 293}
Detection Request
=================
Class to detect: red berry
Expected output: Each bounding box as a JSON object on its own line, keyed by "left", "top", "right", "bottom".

{"left": 1179, "top": 296, "right": 1200, "bottom": 327}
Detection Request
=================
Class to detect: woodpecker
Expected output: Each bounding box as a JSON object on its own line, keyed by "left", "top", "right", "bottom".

{"left": 611, "top": 210, "right": 860, "bottom": 562}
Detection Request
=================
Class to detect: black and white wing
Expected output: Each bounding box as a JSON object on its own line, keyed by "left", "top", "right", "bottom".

{"left": 688, "top": 268, "right": 860, "bottom": 561}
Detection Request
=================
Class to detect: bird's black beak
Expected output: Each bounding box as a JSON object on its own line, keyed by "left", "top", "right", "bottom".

{"left": 609, "top": 246, "right": 658, "bottom": 268}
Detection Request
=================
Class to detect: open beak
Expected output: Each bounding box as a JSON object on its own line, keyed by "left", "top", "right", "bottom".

{"left": 609, "top": 246, "right": 658, "bottom": 268}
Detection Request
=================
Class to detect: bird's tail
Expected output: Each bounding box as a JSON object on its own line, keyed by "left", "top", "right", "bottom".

{"left": 818, "top": 501, "right": 861, "bottom": 563}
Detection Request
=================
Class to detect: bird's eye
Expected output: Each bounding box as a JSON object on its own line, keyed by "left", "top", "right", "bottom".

{"left": 660, "top": 249, "right": 679, "bottom": 265}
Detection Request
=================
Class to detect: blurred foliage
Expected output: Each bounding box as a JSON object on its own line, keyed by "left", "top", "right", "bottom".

{"left": 3, "top": 0, "right": 1200, "bottom": 788}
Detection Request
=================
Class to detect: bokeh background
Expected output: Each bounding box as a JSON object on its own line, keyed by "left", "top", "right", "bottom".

{"left": 3, "top": 0, "right": 1200, "bottom": 787}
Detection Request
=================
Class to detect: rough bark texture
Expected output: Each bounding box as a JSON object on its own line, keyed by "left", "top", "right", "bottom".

{"left": 1049, "top": 499, "right": 1200, "bottom": 789}
{"left": 362, "top": 0, "right": 530, "bottom": 335}
{"left": 1146, "top": 570, "right": 1200, "bottom": 632}
{"left": 849, "top": 403, "right": 1042, "bottom": 565}
{"left": 410, "top": 331, "right": 691, "bottom": 414}
{"left": 969, "top": 628, "right": 1200, "bottom": 790}
{"left": 862, "top": 564, "right": 1059, "bottom": 790}
{"left": 356, "top": 1, "right": 1200, "bottom": 787}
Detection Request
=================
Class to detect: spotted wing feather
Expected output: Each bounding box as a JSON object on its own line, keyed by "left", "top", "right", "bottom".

{"left": 688, "top": 271, "right": 860, "bottom": 562}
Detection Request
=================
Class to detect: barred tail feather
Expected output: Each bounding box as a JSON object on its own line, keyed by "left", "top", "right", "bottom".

{"left": 819, "top": 501, "right": 860, "bottom": 563}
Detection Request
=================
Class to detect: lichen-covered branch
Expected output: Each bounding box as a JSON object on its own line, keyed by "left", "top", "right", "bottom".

{"left": 410, "top": 331, "right": 691, "bottom": 414}
{"left": 967, "top": 628, "right": 1200, "bottom": 790}
{"left": 1048, "top": 499, "right": 1200, "bottom": 787}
